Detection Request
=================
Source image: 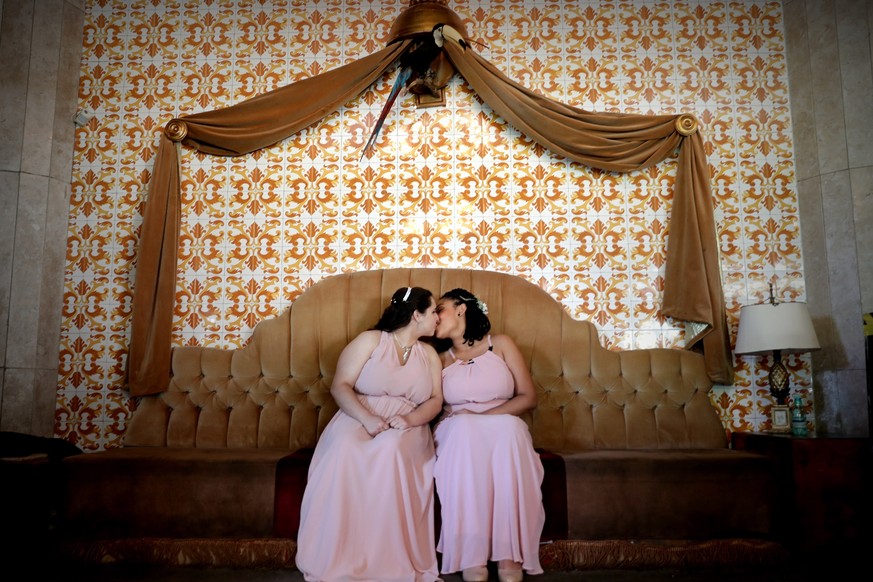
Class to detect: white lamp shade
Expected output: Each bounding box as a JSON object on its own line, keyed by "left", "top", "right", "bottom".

{"left": 735, "top": 302, "right": 820, "bottom": 355}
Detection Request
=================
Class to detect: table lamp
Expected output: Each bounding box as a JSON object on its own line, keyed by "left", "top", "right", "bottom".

{"left": 735, "top": 288, "right": 820, "bottom": 429}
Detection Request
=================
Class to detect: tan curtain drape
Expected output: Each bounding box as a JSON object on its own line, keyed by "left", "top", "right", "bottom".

{"left": 128, "top": 42, "right": 410, "bottom": 395}
{"left": 128, "top": 36, "right": 733, "bottom": 397}
{"left": 442, "top": 41, "right": 733, "bottom": 384}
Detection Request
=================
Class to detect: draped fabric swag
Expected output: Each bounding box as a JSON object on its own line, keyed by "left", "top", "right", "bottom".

{"left": 128, "top": 32, "right": 733, "bottom": 397}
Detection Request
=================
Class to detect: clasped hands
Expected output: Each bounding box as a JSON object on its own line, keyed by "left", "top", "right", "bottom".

{"left": 363, "top": 413, "right": 411, "bottom": 436}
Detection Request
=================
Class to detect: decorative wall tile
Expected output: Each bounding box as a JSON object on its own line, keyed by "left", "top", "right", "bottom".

{"left": 61, "top": 0, "right": 810, "bottom": 450}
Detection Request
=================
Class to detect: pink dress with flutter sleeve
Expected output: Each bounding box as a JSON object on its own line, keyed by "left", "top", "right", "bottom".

{"left": 296, "top": 331, "right": 440, "bottom": 582}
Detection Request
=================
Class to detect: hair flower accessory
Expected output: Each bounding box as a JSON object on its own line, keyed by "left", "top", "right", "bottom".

{"left": 458, "top": 293, "right": 487, "bottom": 314}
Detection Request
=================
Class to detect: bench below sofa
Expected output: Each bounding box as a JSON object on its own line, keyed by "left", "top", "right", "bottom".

{"left": 58, "top": 268, "right": 785, "bottom": 569}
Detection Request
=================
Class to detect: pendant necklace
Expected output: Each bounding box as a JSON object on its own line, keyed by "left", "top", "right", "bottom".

{"left": 393, "top": 333, "right": 413, "bottom": 364}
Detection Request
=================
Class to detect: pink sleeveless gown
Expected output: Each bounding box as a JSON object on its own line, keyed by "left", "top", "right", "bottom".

{"left": 433, "top": 338, "right": 545, "bottom": 575}
{"left": 296, "top": 332, "right": 440, "bottom": 582}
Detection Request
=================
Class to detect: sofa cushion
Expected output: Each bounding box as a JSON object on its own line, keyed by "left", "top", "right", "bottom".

{"left": 62, "top": 447, "right": 291, "bottom": 538}
{"left": 560, "top": 449, "right": 777, "bottom": 539}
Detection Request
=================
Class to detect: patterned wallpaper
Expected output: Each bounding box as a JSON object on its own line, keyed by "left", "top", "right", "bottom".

{"left": 60, "top": 0, "right": 813, "bottom": 450}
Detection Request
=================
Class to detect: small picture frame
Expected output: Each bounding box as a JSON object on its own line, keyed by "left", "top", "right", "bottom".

{"left": 770, "top": 405, "right": 791, "bottom": 433}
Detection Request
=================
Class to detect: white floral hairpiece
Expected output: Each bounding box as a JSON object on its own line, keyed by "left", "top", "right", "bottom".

{"left": 459, "top": 294, "right": 488, "bottom": 315}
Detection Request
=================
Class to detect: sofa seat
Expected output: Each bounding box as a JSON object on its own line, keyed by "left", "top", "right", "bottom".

{"left": 57, "top": 268, "right": 784, "bottom": 569}
{"left": 62, "top": 447, "right": 292, "bottom": 538}
{"left": 560, "top": 449, "right": 776, "bottom": 539}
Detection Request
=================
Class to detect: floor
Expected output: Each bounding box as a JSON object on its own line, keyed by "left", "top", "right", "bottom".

{"left": 34, "top": 549, "right": 861, "bottom": 582}
{"left": 9, "top": 516, "right": 869, "bottom": 582}
{"left": 4, "top": 526, "right": 863, "bottom": 582}
{"left": 31, "top": 564, "right": 855, "bottom": 582}
{"left": 26, "top": 564, "right": 791, "bottom": 582}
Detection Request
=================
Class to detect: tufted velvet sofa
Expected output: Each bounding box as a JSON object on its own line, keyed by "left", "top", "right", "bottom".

{"left": 59, "top": 268, "right": 783, "bottom": 568}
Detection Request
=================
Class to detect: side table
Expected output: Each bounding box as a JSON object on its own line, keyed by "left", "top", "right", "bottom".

{"left": 731, "top": 431, "right": 872, "bottom": 555}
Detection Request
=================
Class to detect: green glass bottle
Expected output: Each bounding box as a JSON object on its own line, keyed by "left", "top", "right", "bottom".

{"left": 791, "top": 395, "right": 808, "bottom": 436}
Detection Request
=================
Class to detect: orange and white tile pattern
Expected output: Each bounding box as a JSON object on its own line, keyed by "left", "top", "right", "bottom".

{"left": 61, "top": 0, "right": 812, "bottom": 451}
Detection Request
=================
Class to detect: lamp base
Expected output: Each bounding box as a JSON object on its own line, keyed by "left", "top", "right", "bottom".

{"left": 769, "top": 404, "right": 791, "bottom": 433}
{"left": 769, "top": 350, "right": 790, "bottom": 405}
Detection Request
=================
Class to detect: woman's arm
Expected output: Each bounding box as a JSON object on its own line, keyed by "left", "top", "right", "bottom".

{"left": 330, "top": 330, "right": 389, "bottom": 436}
{"left": 479, "top": 334, "right": 537, "bottom": 416}
{"left": 388, "top": 343, "right": 444, "bottom": 429}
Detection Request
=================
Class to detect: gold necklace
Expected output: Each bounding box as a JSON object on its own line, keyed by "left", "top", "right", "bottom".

{"left": 392, "top": 333, "right": 414, "bottom": 364}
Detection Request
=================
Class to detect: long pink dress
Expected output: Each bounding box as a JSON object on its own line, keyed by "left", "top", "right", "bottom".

{"left": 296, "top": 332, "right": 440, "bottom": 582}
{"left": 433, "top": 337, "right": 545, "bottom": 575}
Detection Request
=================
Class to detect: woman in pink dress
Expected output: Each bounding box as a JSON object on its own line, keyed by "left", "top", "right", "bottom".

{"left": 296, "top": 286, "right": 444, "bottom": 582}
{"left": 432, "top": 288, "right": 545, "bottom": 582}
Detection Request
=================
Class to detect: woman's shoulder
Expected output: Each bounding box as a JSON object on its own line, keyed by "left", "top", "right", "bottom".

{"left": 490, "top": 334, "right": 524, "bottom": 359}
{"left": 348, "top": 329, "right": 384, "bottom": 350}
{"left": 490, "top": 333, "right": 518, "bottom": 349}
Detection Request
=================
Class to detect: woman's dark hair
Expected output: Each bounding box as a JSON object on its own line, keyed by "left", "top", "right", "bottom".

{"left": 373, "top": 286, "right": 434, "bottom": 332}
{"left": 441, "top": 288, "right": 491, "bottom": 346}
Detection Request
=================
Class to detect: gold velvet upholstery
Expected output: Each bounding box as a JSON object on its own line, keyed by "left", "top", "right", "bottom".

{"left": 125, "top": 268, "right": 725, "bottom": 453}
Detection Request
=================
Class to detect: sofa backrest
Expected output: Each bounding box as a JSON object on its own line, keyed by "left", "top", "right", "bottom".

{"left": 124, "top": 268, "right": 727, "bottom": 451}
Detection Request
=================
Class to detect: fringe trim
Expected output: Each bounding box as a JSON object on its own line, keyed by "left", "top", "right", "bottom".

{"left": 59, "top": 537, "right": 788, "bottom": 570}
{"left": 540, "top": 539, "right": 789, "bottom": 570}
{"left": 58, "top": 538, "right": 298, "bottom": 569}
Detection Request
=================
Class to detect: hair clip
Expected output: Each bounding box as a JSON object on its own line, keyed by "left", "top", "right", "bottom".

{"left": 402, "top": 287, "right": 412, "bottom": 301}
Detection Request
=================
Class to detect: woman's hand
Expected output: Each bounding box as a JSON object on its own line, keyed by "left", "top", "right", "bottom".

{"left": 388, "top": 414, "right": 411, "bottom": 430}
{"left": 362, "top": 414, "right": 390, "bottom": 436}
